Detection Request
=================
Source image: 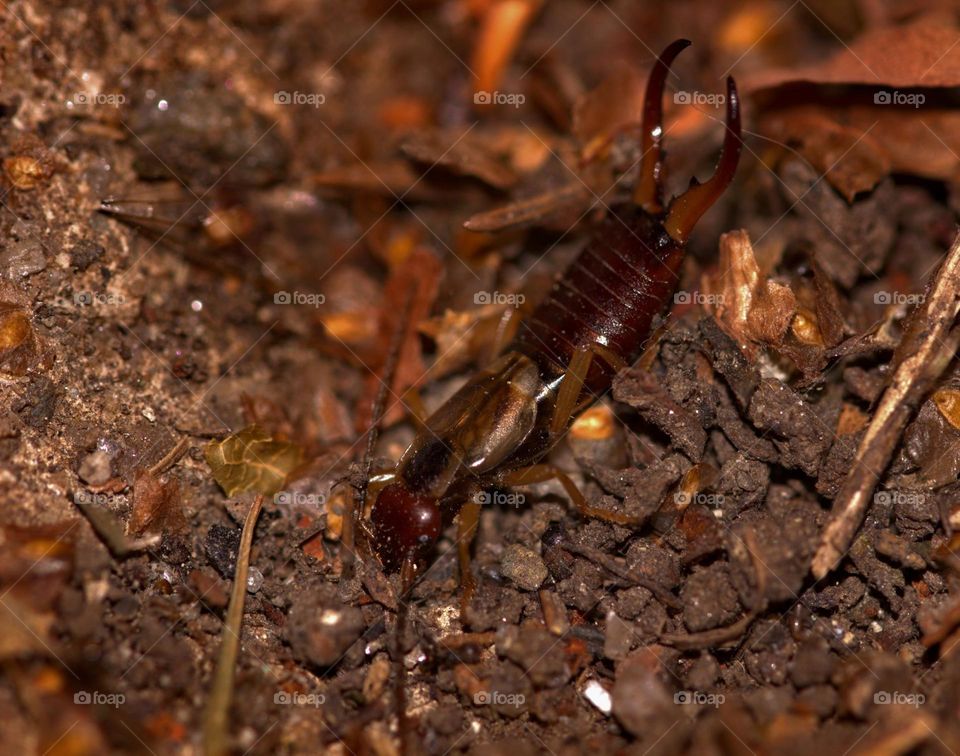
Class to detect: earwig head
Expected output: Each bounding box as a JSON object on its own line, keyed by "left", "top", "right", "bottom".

{"left": 633, "top": 40, "right": 743, "bottom": 243}
{"left": 371, "top": 482, "right": 442, "bottom": 572}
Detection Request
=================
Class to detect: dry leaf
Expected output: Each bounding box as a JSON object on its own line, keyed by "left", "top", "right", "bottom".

{"left": 129, "top": 470, "right": 184, "bottom": 535}
{"left": 749, "top": 13, "right": 960, "bottom": 90}
{"left": 701, "top": 229, "right": 797, "bottom": 349}
{"left": 464, "top": 181, "right": 592, "bottom": 232}
{"left": 402, "top": 130, "right": 519, "bottom": 189}
{"left": 312, "top": 160, "right": 445, "bottom": 201}
{"left": 204, "top": 424, "right": 303, "bottom": 497}
{"left": 749, "top": 13, "right": 960, "bottom": 192}
{"left": 572, "top": 64, "right": 645, "bottom": 155}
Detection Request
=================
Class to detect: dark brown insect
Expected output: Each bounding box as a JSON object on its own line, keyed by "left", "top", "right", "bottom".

{"left": 369, "top": 39, "right": 742, "bottom": 603}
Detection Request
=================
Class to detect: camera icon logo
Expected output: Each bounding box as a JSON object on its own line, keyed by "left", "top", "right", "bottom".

{"left": 874, "top": 91, "right": 892, "bottom": 105}
{"left": 74, "top": 691, "right": 92, "bottom": 704}
{"left": 474, "top": 91, "right": 493, "bottom": 105}
{"left": 274, "top": 91, "right": 292, "bottom": 105}
{"left": 274, "top": 291, "right": 292, "bottom": 304}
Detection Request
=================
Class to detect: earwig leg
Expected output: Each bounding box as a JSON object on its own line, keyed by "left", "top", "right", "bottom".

{"left": 401, "top": 386, "right": 429, "bottom": 430}
{"left": 553, "top": 343, "right": 631, "bottom": 434}
{"left": 500, "top": 464, "right": 639, "bottom": 526}
{"left": 633, "top": 39, "right": 692, "bottom": 214}
{"left": 590, "top": 342, "right": 629, "bottom": 373}
{"left": 551, "top": 347, "right": 594, "bottom": 436}
{"left": 456, "top": 499, "right": 482, "bottom": 622}
{"left": 664, "top": 76, "right": 743, "bottom": 243}
{"left": 490, "top": 306, "right": 523, "bottom": 360}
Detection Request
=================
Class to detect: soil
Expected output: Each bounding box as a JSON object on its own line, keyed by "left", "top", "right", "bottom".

{"left": 2, "top": 1, "right": 960, "bottom": 755}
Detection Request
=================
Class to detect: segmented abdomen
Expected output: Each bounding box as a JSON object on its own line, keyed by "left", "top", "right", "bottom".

{"left": 510, "top": 203, "right": 685, "bottom": 396}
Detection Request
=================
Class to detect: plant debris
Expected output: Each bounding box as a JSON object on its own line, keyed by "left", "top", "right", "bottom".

{"left": 7, "top": 2, "right": 960, "bottom": 755}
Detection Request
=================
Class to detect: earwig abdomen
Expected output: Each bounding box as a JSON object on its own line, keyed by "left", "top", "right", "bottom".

{"left": 511, "top": 206, "right": 682, "bottom": 396}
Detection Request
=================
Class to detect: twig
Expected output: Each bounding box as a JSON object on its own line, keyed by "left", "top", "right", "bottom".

{"left": 148, "top": 437, "right": 189, "bottom": 476}
{"left": 812, "top": 230, "right": 960, "bottom": 579}
{"left": 560, "top": 541, "right": 682, "bottom": 609}
{"left": 203, "top": 494, "right": 265, "bottom": 756}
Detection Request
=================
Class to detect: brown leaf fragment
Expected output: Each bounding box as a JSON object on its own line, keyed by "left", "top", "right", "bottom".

{"left": 463, "top": 181, "right": 592, "bottom": 232}
{"left": 129, "top": 470, "right": 185, "bottom": 536}
{"left": 701, "top": 230, "right": 797, "bottom": 351}
{"left": 402, "top": 130, "right": 519, "bottom": 190}
{"left": 932, "top": 388, "right": 960, "bottom": 431}
{"left": 204, "top": 424, "right": 304, "bottom": 498}
{"left": 749, "top": 14, "right": 960, "bottom": 190}
{"left": 748, "top": 13, "right": 960, "bottom": 91}
{"left": 312, "top": 160, "right": 444, "bottom": 201}
{"left": 572, "top": 65, "right": 645, "bottom": 154}
{"left": 0, "top": 302, "right": 38, "bottom": 376}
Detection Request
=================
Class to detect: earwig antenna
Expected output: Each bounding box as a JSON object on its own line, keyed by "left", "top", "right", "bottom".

{"left": 664, "top": 75, "right": 742, "bottom": 243}
{"left": 633, "top": 38, "right": 692, "bottom": 214}
{"left": 343, "top": 284, "right": 416, "bottom": 579}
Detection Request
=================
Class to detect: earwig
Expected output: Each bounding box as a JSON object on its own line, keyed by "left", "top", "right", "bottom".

{"left": 369, "top": 39, "right": 742, "bottom": 608}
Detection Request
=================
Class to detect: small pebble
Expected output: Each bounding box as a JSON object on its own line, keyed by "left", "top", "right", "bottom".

{"left": 501, "top": 543, "right": 548, "bottom": 591}
{"left": 77, "top": 450, "right": 112, "bottom": 486}
{"left": 246, "top": 566, "right": 263, "bottom": 593}
{"left": 286, "top": 582, "right": 365, "bottom": 668}
{"left": 1, "top": 241, "right": 46, "bottom": 278}
{"left": 581, "top": 679, "right": 612, "bottom": 714}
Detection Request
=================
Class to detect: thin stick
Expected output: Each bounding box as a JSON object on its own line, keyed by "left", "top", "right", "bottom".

{"left": 148, "top": 436, "right": 189, "bottom": 476}
{"left": 812, "top": 231, "right": 960, "bottom": 579}
{"left": 203, "top": 493, "right": 265, "bottom": 756}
